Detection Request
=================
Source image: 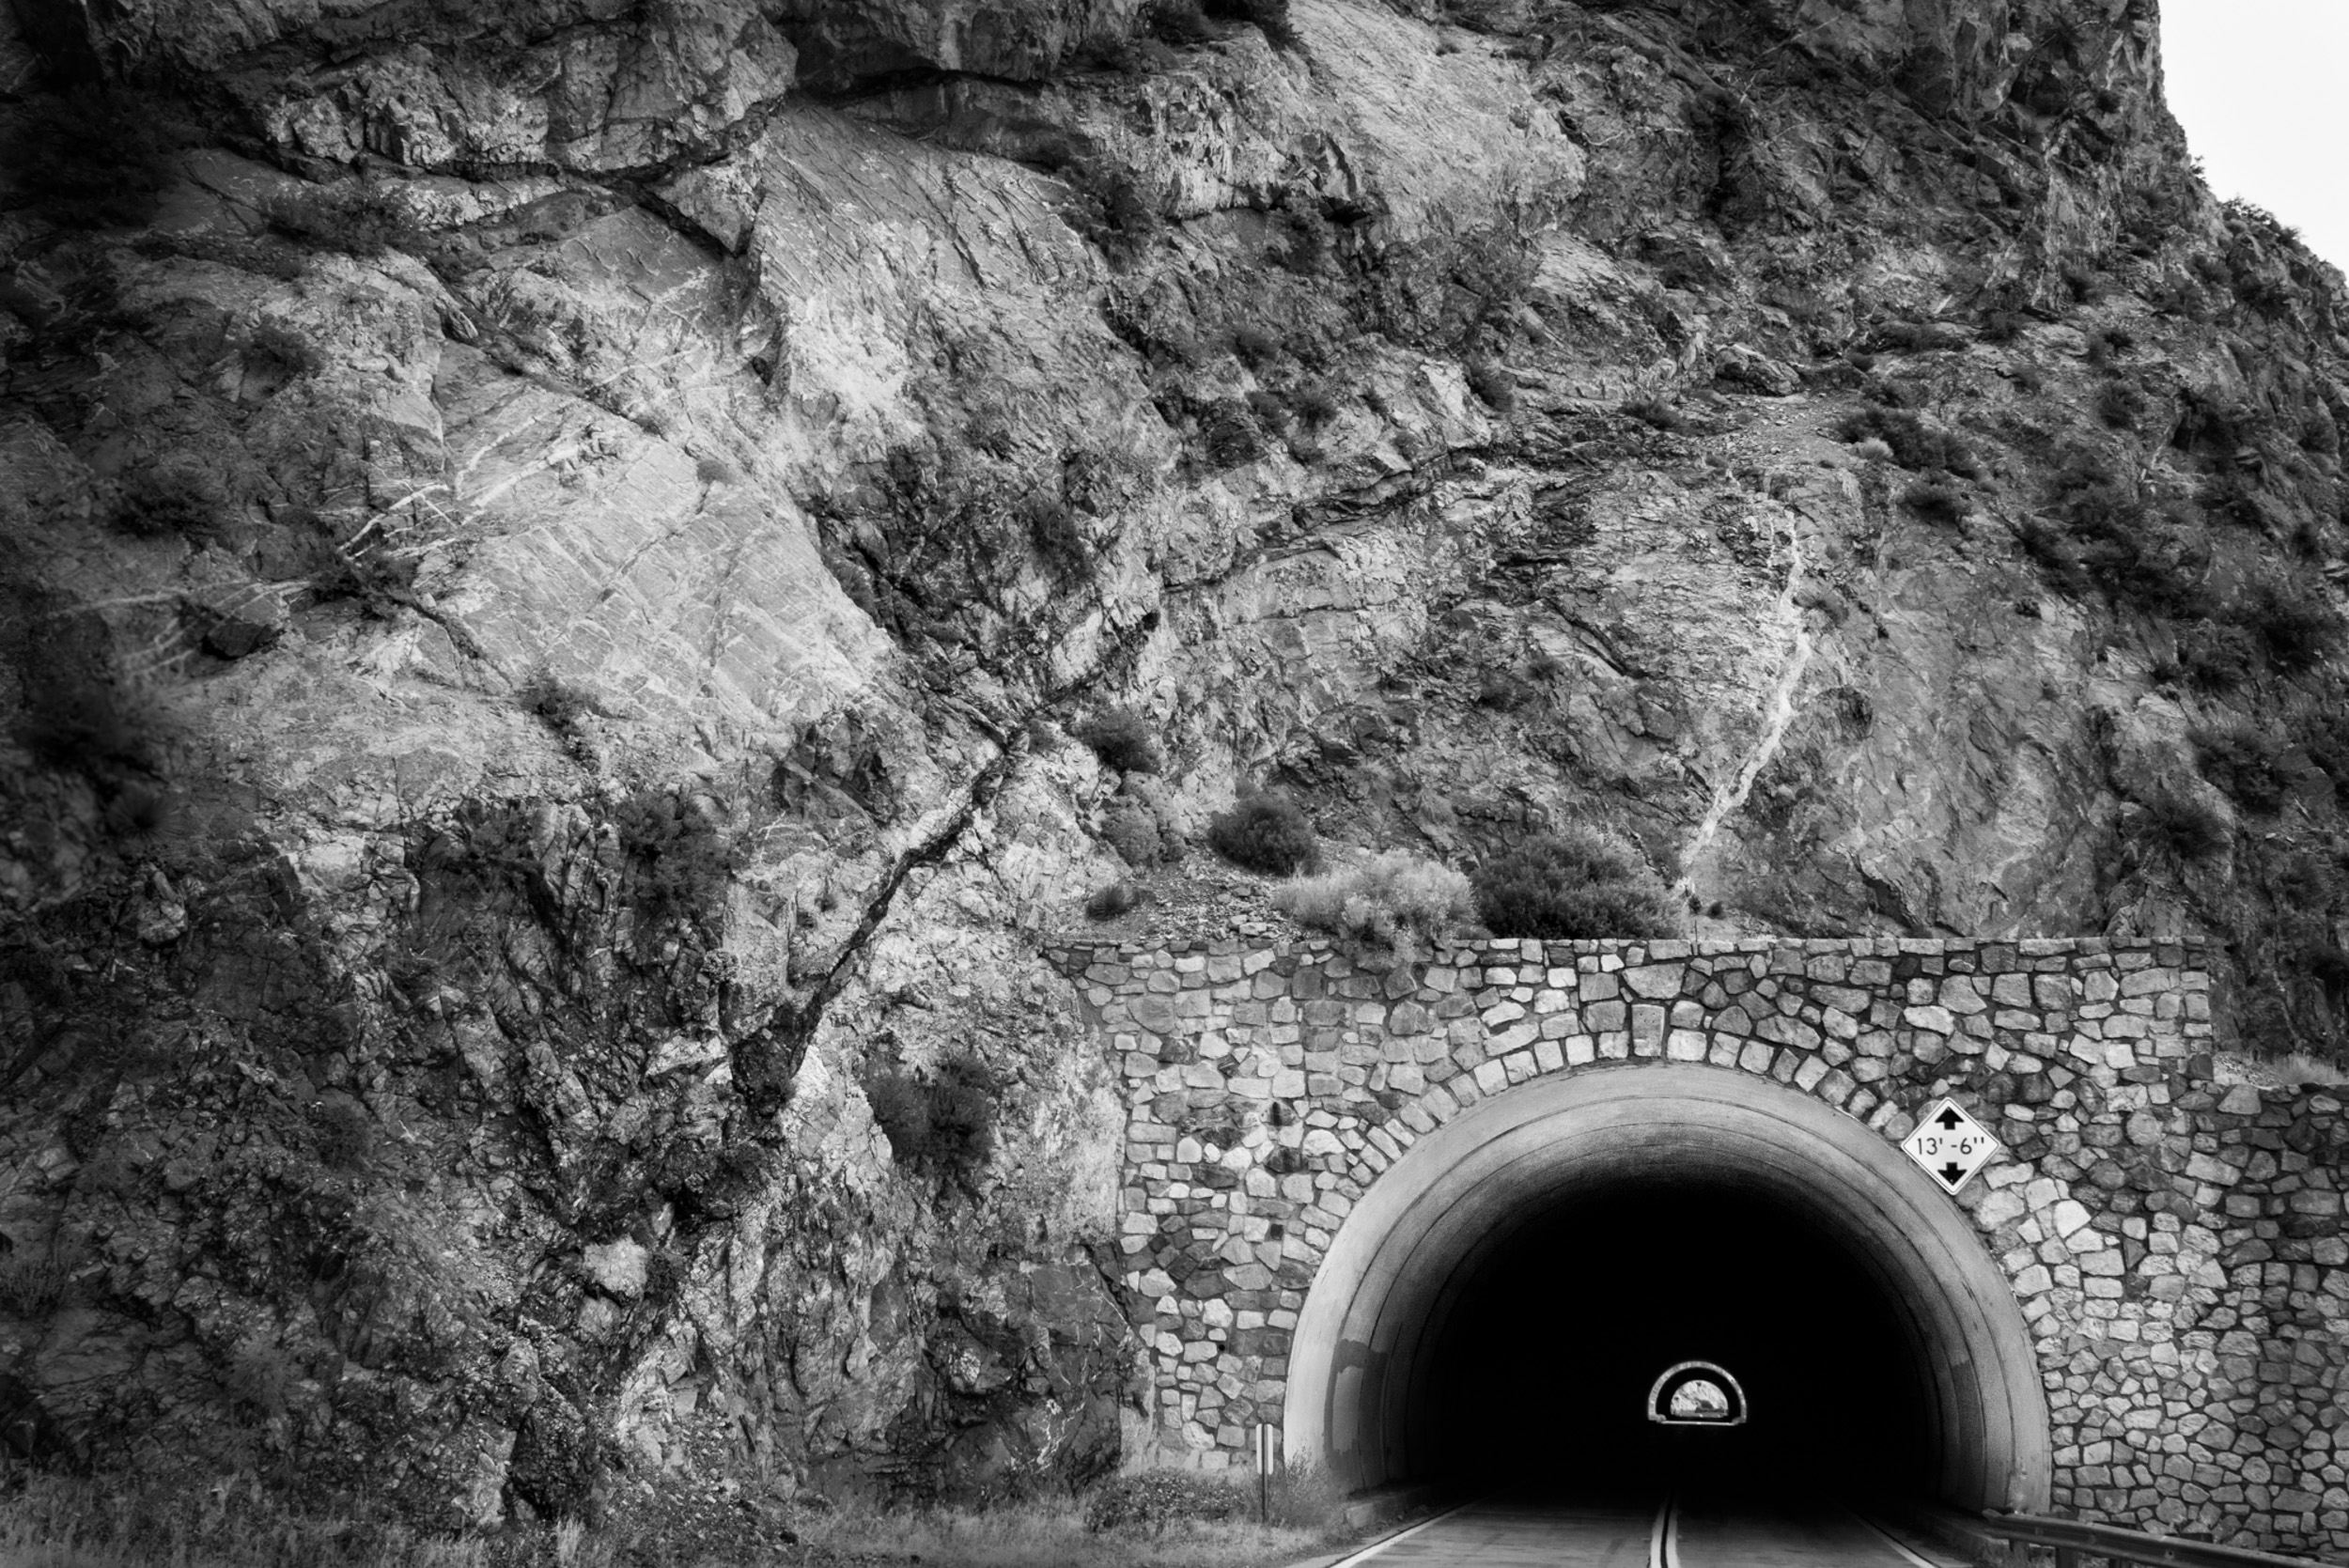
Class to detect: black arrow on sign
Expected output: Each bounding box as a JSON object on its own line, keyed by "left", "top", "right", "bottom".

{"left": 1938, "top": 1162, "right": 1966, "bottom": 1188}
{"left": 1936, "top": 1107, "right": 1966, "bottom": 1130}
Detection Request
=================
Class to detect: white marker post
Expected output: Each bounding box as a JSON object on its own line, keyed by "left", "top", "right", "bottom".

{"left": 1256, "top": 1423, "right": 1274, "bottom": 1524}
{"left": 1901, "top": 1097, "right": 1999, "bottom": 1195}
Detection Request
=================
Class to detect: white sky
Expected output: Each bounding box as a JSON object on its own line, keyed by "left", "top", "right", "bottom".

{"left": 2159, "top": 0, "right": 2349, "bottom": 271}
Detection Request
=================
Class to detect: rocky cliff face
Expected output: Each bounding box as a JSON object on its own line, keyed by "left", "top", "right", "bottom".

{"left": 2, "top": 0, "right": 2345, "bottom": 1536}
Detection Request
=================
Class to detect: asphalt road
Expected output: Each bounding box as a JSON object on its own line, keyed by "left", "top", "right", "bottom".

{"left": 1330, "top": 1493, "right": 1962, "bottom": 1568}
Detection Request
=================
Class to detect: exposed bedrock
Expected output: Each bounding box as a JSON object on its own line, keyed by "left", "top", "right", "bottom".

{"left": 2, "top": 0, "right": 2345, "bottom": 1538}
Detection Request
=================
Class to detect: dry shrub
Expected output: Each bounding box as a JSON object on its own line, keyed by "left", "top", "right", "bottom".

{"left": 866, "top": 1052, "right": 997, "bottom": 1188}
{"left": 1100, "top": 800, "right": 1168, "bottom": 866}
{"left": 520, "top": 669, "right": 597, "bottom": 749}
{"left": 1477, "top": 672, "right": 1531, "bottom": 710}
{"left": 1623, "top": 398, "right": 1687, "bottom": 432}
{"left": 1024, "top": 495, "right": 1095, "bottom": 582}
{"left": 2177, "top": 619, "right": 2258, "bottom": 692}
{"left": 613, "top": 788, "right": 735, "bottom": 928}
{"left": 2243, "top": 579, "right": 2341, "bottom": 672}
{"left": 113, "top": 456, "right": 233, "bottom": 539}
{"left": 262, "top": 182, "right": 414, "bottom": 256}
{"left": 1075, "top": 708, "right": 1161, "bottom": 774}
{"left": 2096, "top": 381, "right": 2148, "bottom": 430}
{"left": 13, "top": 609, "right": 178, "bottom": 782}
{"left": 1471, "top": 827, "right": 1682, "bottom": 939}
{"left": 1273, "top": 850, "right": 1475, "bottom": 962}
{"left": 313, "top": 1098, "right": 374, "bottom": 1171}
{"left": 1206, "top": 792, "right": 1316, "bottom": 875}
{"left": 1902, "top": 481, "right": 1967, "bottom": 525}
{"left": 1871, "top": 320, "right": 1964, "bottom": 353}
{"left": 2131, "top": 787, "right": 2228, "bottom": 862}
{"left": 1231, "top": 324, "right": 1281, "bottom": 366}
{"left": 1292, "top": 384, "right": 1341, "bottom": 427}
{"left": 2192, "top": 722, "right": 2289, "bottom": 814}
{"left": 1833, "top": 407, "right": 1980, "bottom": 476}
{"left": 1146, "top": 0, "right": 1218, "bottom": 44}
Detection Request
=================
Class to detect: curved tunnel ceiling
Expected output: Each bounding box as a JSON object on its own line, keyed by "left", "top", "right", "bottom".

{"left": 1283, "top": 1063, "right": 2052, "bottom": 1512}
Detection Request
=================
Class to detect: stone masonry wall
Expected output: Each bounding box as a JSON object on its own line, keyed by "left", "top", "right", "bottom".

{"left": 1041, "top": 936, "right": 2349, "bottom": 1558}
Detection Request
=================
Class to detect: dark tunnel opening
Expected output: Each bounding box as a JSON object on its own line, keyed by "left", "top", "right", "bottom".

{"left": 1411, "top": 1178, "right": 1938, "bottom": 1504}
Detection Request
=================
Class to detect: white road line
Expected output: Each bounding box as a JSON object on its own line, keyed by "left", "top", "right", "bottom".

{"left": 1651, "top": 1490, "right": 1680, "bottom": 1568}
{"left": 1844, "top": 1506, "right": 1947, "bottom": 1568}
{"left": 1321, "top": 1498, "right": 1479, "bottom": 1568}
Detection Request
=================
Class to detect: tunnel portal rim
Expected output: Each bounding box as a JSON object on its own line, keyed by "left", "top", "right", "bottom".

{"left": 1281, "top": 1061, "right": 2052, "bottom": 1513}
{"left": 1648, "top": 1360, "right": 1749, "bottom": 1426}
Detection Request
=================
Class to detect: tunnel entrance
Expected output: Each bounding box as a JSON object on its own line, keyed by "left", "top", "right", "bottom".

{"left": 1417, "top": 1181, "right": 1935, "bottom": 1498}
{"left": 1284, "top": 1063, "right": 2051, "bottom": 1512}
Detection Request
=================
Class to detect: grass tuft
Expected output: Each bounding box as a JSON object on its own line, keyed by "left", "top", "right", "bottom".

{"left": 1085, "top": 880, "right": 1143, "bottom": 920}
{"left": 2266, "top": 1051, "right": 2349, "bottom": 1089}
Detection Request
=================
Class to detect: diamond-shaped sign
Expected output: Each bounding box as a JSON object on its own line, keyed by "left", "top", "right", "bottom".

{"left": 1901, "top": 1098, "right": 1999, "bottom": 1195}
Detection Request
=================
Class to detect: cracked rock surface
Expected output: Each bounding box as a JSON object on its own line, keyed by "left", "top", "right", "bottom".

{"left": 3, "top": 0, "right": 2348, "bottom": 1536}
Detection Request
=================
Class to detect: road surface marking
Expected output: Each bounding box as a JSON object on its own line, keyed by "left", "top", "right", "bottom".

{"left": 1322, "top": 1499, "right": 1477, "bottom": 1567}
{"left": 1843, "top": 1506, "right": 1948, "bottom": 1568}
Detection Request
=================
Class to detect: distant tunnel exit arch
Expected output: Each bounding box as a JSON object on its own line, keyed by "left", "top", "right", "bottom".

{"left": 1282, "top": 1063, "right": 2051, "bottom": 1512}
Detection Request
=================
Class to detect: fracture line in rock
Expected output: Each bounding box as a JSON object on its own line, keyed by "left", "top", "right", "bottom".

{"left": 1673, "top": 515, "right": 1813, "bottom": 905}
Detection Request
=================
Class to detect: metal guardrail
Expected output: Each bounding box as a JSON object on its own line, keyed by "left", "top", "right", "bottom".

{"left": 1964, "top": 1511, "right": 2326, "bottom": 1568}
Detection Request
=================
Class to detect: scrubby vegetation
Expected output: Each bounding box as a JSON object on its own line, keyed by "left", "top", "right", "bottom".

{"left": 1206, "top": 792, "right": 1317, "bottom": 875}
{"left": 1273, "top": 850, "right": 1475, "bottom": 962}
{"left": 1902, "top": 480, "right": 1967, "bottom": 526}
{"left": 1075, "top": 708, "right": 1161, "bottom": 774}
{"left": 261, "top": 182, "right": 416, "bottom": 256}
{"left": 865, "top": 1052, "right": 998, "bottom": 1189}
{"left": 519, "top": 671, "right": 599, "bottom": 766}
{"left": 2130, "top": 786, "right": 2230, "bottom": 863}
{"left": 2193, "top": 722, "right": 2290, "bottom": 815}
{"left": 1623, "top": 398, "right": 1688, "bottom": 432}
{"left": 1084, "top": 1465, "right": 1336, "bottom": 1534}
{"left": 111, "top": 458, "right": 233, "bottom": 539}
{"left": 1099, "top": 800, "right": 1171, "bottom": 866}
{"left": 311, "top": 1099, "right": 375, "bottom": 1171}
{"left": 1869, "top": 319, "right": 1964, "bottom": 353}
{"left": 1833, "top": 407, "right": 1980, "bottom": 476}
{"left": 1471, "top": 828, "right": 1682, "bottom": 939}
{"left": 613, "top": 788, "right": 735, "bottom": 929}
{"left": 1024, "top": 495, "right": 1096, "bottom": 582}
{"left": 1082, "top": 1472, "right": 1249, "bottom": 1532}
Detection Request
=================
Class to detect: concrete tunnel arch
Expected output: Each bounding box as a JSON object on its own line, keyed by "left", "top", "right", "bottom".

{"left": 1282, "top": 1063, "right": 2053, "bottom": 1512}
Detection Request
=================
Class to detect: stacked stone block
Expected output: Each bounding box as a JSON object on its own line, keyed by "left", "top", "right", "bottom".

{"left": 1042, "top": 934, "right": 2349, "bottom": 1558}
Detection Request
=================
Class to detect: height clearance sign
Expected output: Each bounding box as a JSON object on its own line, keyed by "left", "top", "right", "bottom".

{"left": 1901, "top": 1098, "right": 1999, "bottom": 1195}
